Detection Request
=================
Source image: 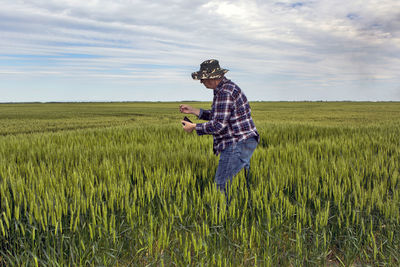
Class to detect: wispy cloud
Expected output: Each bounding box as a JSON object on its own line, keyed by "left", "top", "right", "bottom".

{"left": 0, "top": 0, "right": 399, "bottom": 101}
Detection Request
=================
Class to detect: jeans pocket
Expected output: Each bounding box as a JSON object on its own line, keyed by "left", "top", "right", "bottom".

{"left": 246, "top": 138, "right": 258, "bottom": 151}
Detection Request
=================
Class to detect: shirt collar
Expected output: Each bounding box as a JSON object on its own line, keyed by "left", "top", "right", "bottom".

{"left": 214, "top": 77, "right": 229, "bottom": 95}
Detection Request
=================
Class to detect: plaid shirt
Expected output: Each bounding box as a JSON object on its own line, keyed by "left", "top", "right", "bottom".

{"left": 195, "top": 77, "right": 259, "bottom": 155}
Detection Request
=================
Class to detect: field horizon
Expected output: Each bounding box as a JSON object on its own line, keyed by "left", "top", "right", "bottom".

{"left": 2, "top": 100, "right": 400, "bottom": 104}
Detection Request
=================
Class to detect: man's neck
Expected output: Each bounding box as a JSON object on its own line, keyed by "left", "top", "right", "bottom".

{"left": 212, "top": 78, "right": 223, "bottom": 90}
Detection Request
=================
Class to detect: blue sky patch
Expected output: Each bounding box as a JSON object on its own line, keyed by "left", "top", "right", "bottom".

{"left": 347, "top": 13, "right": 359, "bottom": 20}
{"left": 291, "top": 2, "right": 304, "bottom": 8}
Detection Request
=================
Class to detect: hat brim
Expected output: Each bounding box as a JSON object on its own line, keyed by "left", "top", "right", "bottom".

{"left": 191, "top": 69, "right": 228, "bottom": 80}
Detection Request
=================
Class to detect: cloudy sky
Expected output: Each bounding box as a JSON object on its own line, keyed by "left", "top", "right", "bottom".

{"left": 1, "top": 0, "right": 399, "bottom": 102}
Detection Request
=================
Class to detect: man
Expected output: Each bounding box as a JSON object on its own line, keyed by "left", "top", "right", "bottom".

{"left": 180, "top": 59, "right": 259, "bottom": 196}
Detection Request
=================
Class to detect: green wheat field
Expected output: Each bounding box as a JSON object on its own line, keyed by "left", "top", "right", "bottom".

{"left": 0, "top": 102, "right": 399, "bottom": 266}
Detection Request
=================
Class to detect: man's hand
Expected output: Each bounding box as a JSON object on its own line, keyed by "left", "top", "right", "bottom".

{"left": 181, "top": 121, "right": 196, "bottom": 133}
{"left": 180, "top": 104, "right": 200, "bottom": 116}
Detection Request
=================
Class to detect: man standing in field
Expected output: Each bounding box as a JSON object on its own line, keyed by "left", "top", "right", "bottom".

{"left": 180, "top": 59, "right": 259, "bottom": 196}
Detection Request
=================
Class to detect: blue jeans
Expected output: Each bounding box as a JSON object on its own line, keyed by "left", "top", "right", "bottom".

{"left": 215, "top": 137, "right": 258, "bottom": 194}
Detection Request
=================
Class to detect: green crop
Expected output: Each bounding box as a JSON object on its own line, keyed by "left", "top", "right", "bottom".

{"left": 0, "top": 102, "right": 399, "bottom": 266}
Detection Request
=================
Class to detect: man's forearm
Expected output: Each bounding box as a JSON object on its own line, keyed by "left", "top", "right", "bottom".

{"left": 191, "top": 108, "right": 200, "bottom": 117}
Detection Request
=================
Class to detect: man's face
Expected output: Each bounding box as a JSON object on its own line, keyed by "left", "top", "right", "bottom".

{"left": 200, "top": 79, "right": 219, "bottom": 89}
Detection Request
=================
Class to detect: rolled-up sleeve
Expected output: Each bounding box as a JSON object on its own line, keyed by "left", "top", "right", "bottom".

{"left": 196, "top": 91, "right": 233, "bottom": 135}
{"left": 198, "top": 108, "right": 212, "bottom": 121}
